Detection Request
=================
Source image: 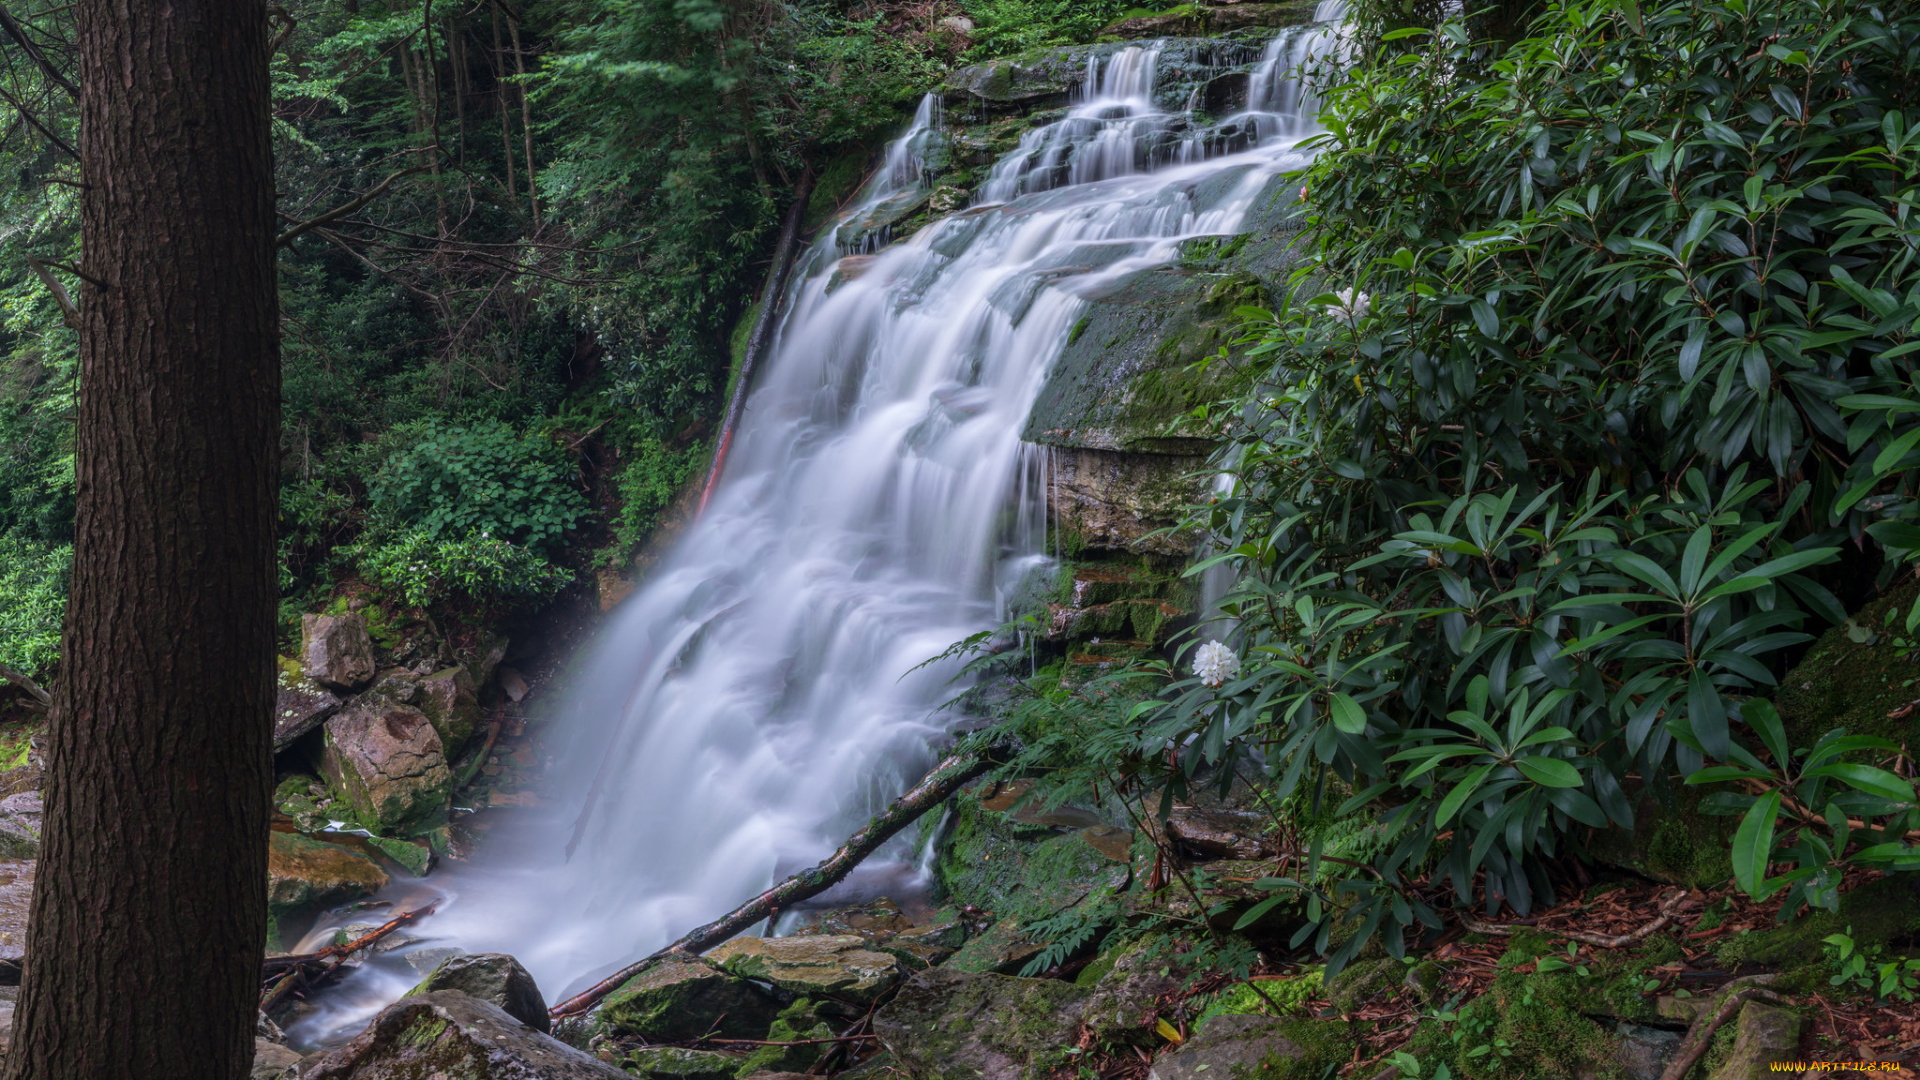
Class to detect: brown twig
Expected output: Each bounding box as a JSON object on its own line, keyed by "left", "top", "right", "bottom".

{"left": 1460, "top": 888, "right": 1690, "bottom": 948}
{"left": 1657, "top": 981, "right": 1781, "bottom": 1080}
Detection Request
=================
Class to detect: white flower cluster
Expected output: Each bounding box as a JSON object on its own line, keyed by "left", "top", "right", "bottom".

{"left": 1329, "top": 287, "right": 1371, "bottom": 322}
{"left": 1194, "top": 640, "right": 1241, "bottom": 688}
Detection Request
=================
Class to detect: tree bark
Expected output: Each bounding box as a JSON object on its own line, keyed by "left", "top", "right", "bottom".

{"left": 1, "top": 1, "right": 280, "bottom": 1077}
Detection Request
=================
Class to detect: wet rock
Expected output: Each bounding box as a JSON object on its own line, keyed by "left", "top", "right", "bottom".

{"left": 318, "top": 700, "right": 453, "bottom": 835}
{"left": 944, "top": 52, "right": 1083, "bottom": 107}
{"left": 266, "top": 831, "right": 389, "bottom": 951}
{"left": 1162, "top": 806, "right": 1274, "bottom": 860}
{"left": 294, "top": 990, "right": 628, "bottom": 1079}
{"left": 407, "top": 953, "right": 549, "bottom": 1033}
{"left": 497, "top": 666, "right": 529, "bottom": 703}
{"left": 1145, "top": 1015, "right": 1319, "bottom": 1080}
{"left": 301, "top": 614, "right": 376, "bottom": 692}
{"left": 366, "top": 668, "right": 421, "bottom": 706}
{"left": 462, "top": 632, "right": 510, "bottom": 693}
{"left": 874, "top": 967, "right": 1089, "bottom": 1080}
{"left": 0, "top": 800, "right": 37, "bottom": 860}
{"left": 414, "top": 666, "right": 481, "bottom": 756}
{"left": 943, "top": 916, "right": 1047, "bottom": 975}
{"left": 253, "top": 1038, "right": 302, "bottom": 1080}
{"left": 1605, "top": 1019, "right": 1681, "bottom": 1080}
{"left": 365, "top": 835, "right": 432, "bottom": 877}
{"left": 405, "top": 946, "right": 464, "bottom": 975}
{"left": 621, "top": 1048, "right": 746, "bottom": 1080}
{"left": 794, "top": 897, "right": 916, "bottom": 941}
{"left": 597, "top": 955, "right": 783, "bottom": 1042}
{"left": 1044, "top": 448, "right": 1208, "bottom": 556}
{"left": 0, "top": 862, "right": 28, "bottom": 973}
{"left": 1080, "top": 825, "right": 1133, "bottom": 862}
{"left": 708, "top": 934, "right": 904, "bottom": 1006}
{"left": 274, "top": 663, "right": 341, "bottom": 753}
{"left": 1706, "top": 1001, "right": 1800, "bottom": 1080}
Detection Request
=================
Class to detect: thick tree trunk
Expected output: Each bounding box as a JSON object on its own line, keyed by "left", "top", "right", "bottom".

{"left": 1, "top": 3, "right": 280, "bottom": 1078}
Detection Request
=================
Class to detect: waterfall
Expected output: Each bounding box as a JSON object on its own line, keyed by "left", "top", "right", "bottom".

{"left": 286, "top": 7, "right": 1348, "bottom": 1043}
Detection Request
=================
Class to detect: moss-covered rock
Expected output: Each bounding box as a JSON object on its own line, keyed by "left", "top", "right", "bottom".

{"left": 1146, "top": 1015, "right": 1350, "bottom": 1080}
{"left": 933, "top": 784, "right": 1125, "bottom": 924}
{"left": 265, "top": 830, "right": 388, "bottom": 952}
{"left": 414, "top": 666, "right": 481, "bottom": 757}
{"left": 297, "top": 990, "right": 628, "bottom": 1079}
{"left": 621, "top": 1048, "right": 748, "bottom": 1080}
{"left": 706, "top": 935, "right": 904, "bottom": 1006}
{"left": 405, "top": 953, "right": 548, "bottom": 1033}
{"left": 872, "top": 967, "right": 1090, "bottom": 1080}
{"left": 1704, "top": 1000, "right": 1800, "bottom": 1080}
{"left": 730, "top": 999, "right": 837, "bottom": 1077}
{"left": 1103, "top": 2, "right": 1322, "bottom": 39}
{"left": 597, "top": 956, "right": 782, "bottom": 1043}
{"left": 1713, "top": 874, "right": 1920, "bottom": 981}
{"left": 1773, "top": 578, "right": 1920, "bottom": 750}
{"left": 1585, "top": 783, "right": 1737, "bottom": 889}
{"left": 317, "top": 699, "right": 453, "bottom": 836}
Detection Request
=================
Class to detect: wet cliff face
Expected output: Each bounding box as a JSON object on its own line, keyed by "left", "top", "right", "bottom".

{"left": 857, "top": 28, "right": 1317, "bottom": 575}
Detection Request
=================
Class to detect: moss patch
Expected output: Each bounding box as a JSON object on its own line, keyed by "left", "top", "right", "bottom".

{"left": 1773, "top": 577, "right": 1920, "bottom": 750}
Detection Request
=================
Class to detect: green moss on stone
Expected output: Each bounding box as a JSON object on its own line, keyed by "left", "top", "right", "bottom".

{"left": 1773, "top": 578, "right": 1920, "bottom": 750}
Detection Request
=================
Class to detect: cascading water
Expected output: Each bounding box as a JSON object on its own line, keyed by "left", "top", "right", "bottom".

{"left": 285, "top": 7, "right": 1347, "bottom": 1045}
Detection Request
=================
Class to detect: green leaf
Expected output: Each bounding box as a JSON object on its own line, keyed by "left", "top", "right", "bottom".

{"left": 1741, "top": 698, "right": 1790, "bottom": 766}
{"left": 1515, "top": 756, "right": 1582, "bottom": 788}
{"left": 1329, "top": 692, "right": 1369, "bottom": 734}
{"left": 1803, "top": 764, "right": 1916, "bottom": 804}
{"left": 1731, "top": 791, "right": 1782, "bottom": 898}
{"left": 1437, "top": 764, "right": 1495, "bottom": 826}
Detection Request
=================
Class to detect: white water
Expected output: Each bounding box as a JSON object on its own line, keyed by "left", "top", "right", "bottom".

{"left": 286, "top": 9, "right": 1346, "bottom": 1045}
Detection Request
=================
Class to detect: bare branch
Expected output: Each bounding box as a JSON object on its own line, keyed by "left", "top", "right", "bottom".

{"left": 0, "top": 80, "right": 74, "bottom": 159}
{"left": 276, "top": 166, "right": 429, "bottom": 247}
{"left": 0, "top": 5, "right": 75, "bottom": 99}
{"left": 24, "top": 256, "right": 78, "bottom": 330}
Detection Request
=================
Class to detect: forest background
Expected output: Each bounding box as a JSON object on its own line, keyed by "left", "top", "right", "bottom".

{"left": 0, "top": 0, "right": 1143, "bottom": 683}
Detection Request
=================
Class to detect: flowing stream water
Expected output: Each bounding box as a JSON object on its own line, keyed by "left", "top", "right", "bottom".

{"left": 286, "top": 8, "right": 1345, "bottom": 1045}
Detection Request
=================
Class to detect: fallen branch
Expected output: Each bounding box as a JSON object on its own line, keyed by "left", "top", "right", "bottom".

{"left": 696, "top": 169, "right": 816, "bottom": 520}
{"left": 0, "top": 661, "right": 51, "bottom": 712}
{"left": 1459, "top": 888, "right": 1690, "bottom": 948}
{"left": 548, "top": 750, "right": 994, "bottom": 1019}
{"left": 260, "top": 900, "right": 440, "bottom": 1011}
{"left": 1657, "top": 977, "right": 1781, "bottom": 1080}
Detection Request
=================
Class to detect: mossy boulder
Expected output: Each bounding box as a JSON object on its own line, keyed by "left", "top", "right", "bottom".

{"left": 317, "top": 699, "right": 453, "bottom": 836}
{"left": 596, "top": 955, "right": 782, "bottom": 1043}
{"left": 934, "top": 784, "right": 1124, "bottom": 923}
{"left": 301, "top": 612, "right": 376, "bottom": 692}
{"left": 1584, "top": 783, "right": 1737, "bottom": 889}
{"left": 266, "top": 830, "right": 389, "bottom": 952}
{"left": 414, "top": 666, "right": 481, "bottom": 757}
{"left": 706, "top": 934, "right": 904, "bottom": 1007}
{"left": 406, "top": 953, "right": 548, "bottom": 1033}
{"left": 621, "top": 1048, "right": 747, "bottom": 1080}
{"left": 1773, "top": 578, "right": 1920, "bottom": 750}
{"left": 1103, "top": 2, "right": 1322, "bottom": 39}
{"left": 295, "top": 990, "right": 628, "bottom": 1079}
{"left": 1713, "top": 874, "right": 1920, "bottom": 979}
{"left": 872, "top": 967, "right": 1090, "bottom": 1080}
{"left": 731, "top": 999, "right": 837, "bottom": 1077}
{"left": 1146, "top": 1015, "right": 1350, "bottom": 1080}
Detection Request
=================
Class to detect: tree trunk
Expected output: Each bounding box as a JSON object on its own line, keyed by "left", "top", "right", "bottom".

{"left": 1, "top": 2, "right": 280, "bottom": 1078}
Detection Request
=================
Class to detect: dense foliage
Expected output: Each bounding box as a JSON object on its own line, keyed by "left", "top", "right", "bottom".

{"left": 953, "top": 0, "right": 1920, "bottom": 975}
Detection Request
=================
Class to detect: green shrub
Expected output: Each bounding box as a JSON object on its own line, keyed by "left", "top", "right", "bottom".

{"left": 367, "top": 421, "right": 589, "bottom": 556}
{"left": 605, "top": 435, "right": 707, "bottom": 563}
{"left": 355, "top": 530, "right": 573, "bottom": 613}
{"left": 0, "top": 535, "right": 69, "bottom": 678}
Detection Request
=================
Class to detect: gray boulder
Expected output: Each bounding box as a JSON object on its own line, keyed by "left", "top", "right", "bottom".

{"left": 294, "top": 990, "right": 628, "bottom": 1079}
{"left": 318, "top": 700, "right": 452, "bottom": 835}
{"left": 253, "top": 1038, "right": 302, "bottom": 1080}
{"left": 707, "top": 934, "right": 903, "bottom": 1006}
{"left": 273, "top": 673, "right": 341, "bottom": 753}
{"left": 301, "top": 614, "right": 376, "bottom": 691}
{"left": 407, "top": 953, "right": 549, "bottom": 1033}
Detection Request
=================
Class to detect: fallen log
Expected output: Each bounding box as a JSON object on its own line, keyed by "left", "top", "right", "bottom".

{"left": 548, "top": 751, "right": 993, "bottom": 1020}
{"left": 695, "top": 169, "right": 817, "bottom": 521}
